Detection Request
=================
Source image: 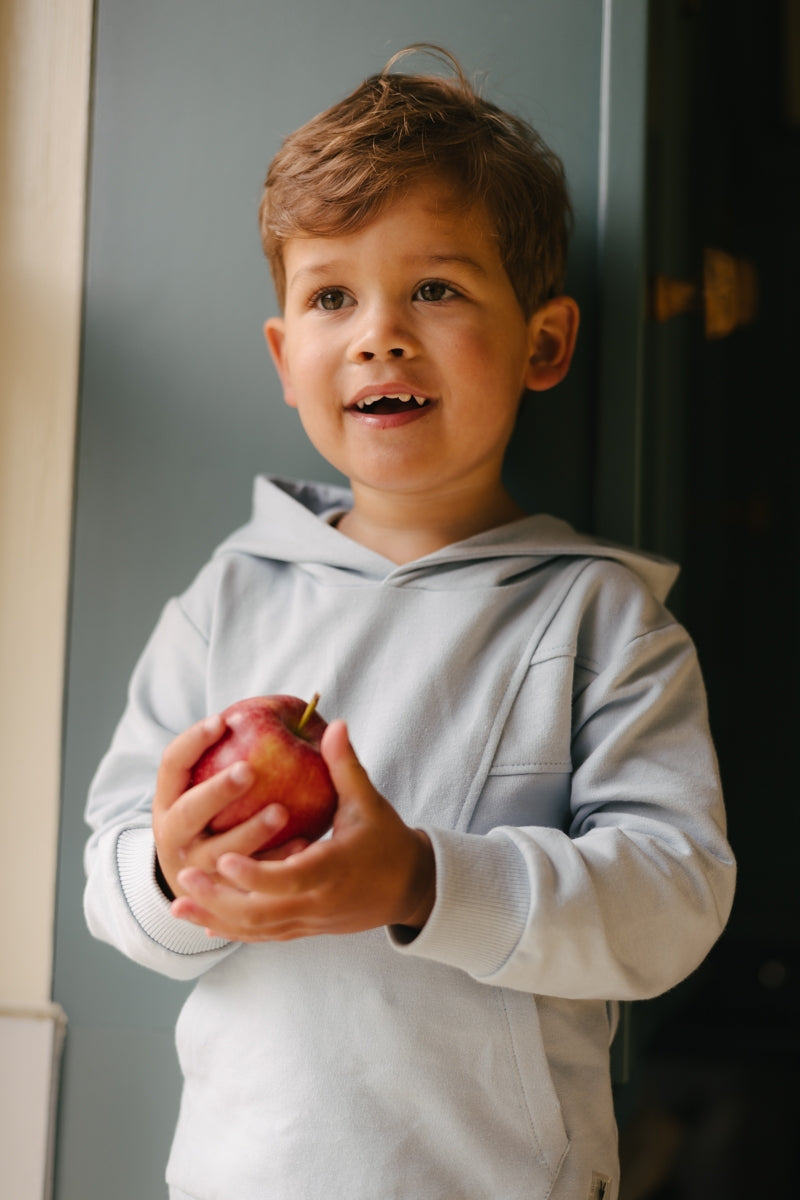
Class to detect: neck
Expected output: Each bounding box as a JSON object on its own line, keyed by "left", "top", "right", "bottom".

{"left": 336, "top": 484, "right": 527, "bottom": 564}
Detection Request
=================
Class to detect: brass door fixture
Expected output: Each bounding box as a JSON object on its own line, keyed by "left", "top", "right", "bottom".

{"left": 650, "top": 248, "right": 759, "bottom": 338}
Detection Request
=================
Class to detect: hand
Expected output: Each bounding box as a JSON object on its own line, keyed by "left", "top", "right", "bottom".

{"left": 152, "top": 715, "right": 307, "bottom": 901}
{"left": 169, "top": 720, "right": 437, "bottom": 942}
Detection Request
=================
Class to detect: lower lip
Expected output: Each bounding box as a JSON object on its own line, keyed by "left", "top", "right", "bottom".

{"left": 347, "top": 403, "right": 432, "bottom": 429}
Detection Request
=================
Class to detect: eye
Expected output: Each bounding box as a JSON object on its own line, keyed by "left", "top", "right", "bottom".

{"left": 311, "top": 288, "right": 353, "bottom": 311}
{"left": 415, "top": 280, "right": 457, "bottom": 303}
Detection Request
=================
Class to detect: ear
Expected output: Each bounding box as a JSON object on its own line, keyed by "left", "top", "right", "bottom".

{"left": 523, "top": 297, "right": 580, "bottom": 392}
{"left": 263, "top": 317, "right": 297, "bottom": 409}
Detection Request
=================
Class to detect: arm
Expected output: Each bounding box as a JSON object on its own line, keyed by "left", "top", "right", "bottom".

{"left": 85, "top": 566, "right": 435, "bottom": 962}
{"left": 83, "top": 595, "right": 241, "bottom": 979}
{"left": 391, "top": 618, "right": 736, "bottom": 1001}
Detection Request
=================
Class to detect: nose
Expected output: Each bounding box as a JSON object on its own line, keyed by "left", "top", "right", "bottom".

{"left": 347, "top": 299, "right": 419, "bottom": 362}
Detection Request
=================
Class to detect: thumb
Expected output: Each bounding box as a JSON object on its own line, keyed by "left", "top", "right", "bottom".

{"left": 320, "top": 720, "right": 373, "bottom": 805}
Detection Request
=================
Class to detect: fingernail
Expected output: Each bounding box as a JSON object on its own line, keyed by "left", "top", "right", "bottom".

{"left": 261, "top": 803, "right": 286, "bottom": 828}
{"left": 229, "top": 761, "right": 254, "bottom": 786}
{"left": 178, "top": 868, "right": 208, "bottom": 893}
{"left": 217, "top": 853, "right": 240, "bottom": 876}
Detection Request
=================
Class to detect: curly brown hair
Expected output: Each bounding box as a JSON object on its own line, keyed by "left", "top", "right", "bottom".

{"left": 259, "top": 46, "right": 572, "bottom": 317}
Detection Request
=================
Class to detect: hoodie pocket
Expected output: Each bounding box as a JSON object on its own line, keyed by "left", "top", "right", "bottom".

{"left": 468, "top": 655, "right": 574, "bottom": 835}
{"left": 497, "top": 985, "right": 570, "bottom": 1184}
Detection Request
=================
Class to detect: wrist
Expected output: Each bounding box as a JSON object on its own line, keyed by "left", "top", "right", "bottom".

{"left": 396, "top": 829, "right": 436, "bottom": 932}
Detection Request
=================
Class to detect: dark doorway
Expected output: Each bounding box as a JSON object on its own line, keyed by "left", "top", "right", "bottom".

{"left": 618, "top": 3, "right": 800, "bottom": 1196}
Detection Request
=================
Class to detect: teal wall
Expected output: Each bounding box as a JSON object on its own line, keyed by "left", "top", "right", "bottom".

{"left": 53, "top": 4, "right": 642, "bottom": 1196}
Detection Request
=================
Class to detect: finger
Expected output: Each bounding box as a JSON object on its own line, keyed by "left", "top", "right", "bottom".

{"left": 169, "top": 865, "right": 225, "bottom": 926}
{"left": 170, "top": 892, "right": 218, "bottom": 928}
{"left": 252, "top": 837, "right": 310, "bottom": 862}
{"left": 155, "top": 714, "right": 226, "bottom": 812}
{"left": 172, "top": 867, "right": 299, "bottom": 937}
{"left": 164, "top": 759, "right": 257, "bottom": 844}
{"left": 214, "top": 833, "right": 333, "bottom": 899}
{"left": 180, "top": 803, "right": 292, "bottom": 878}
{"left": 171, "top": 890, "right": 307, "bottom": 944}
{"left": 205, "top": 803, "right": 290, "bottom": 860}
{"left": 172, "top": 867, "right": 236, "bottom": 915}
{"left": 217, "top": 839, "right": 310, "bottom": 889}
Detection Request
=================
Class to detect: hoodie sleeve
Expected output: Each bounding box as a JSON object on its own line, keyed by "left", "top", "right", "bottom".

{"left": 83, "top": 586, "right": 238, "bottom": 980}
{"left": 389, "top": 563, "right": 736, "bottom": 1002}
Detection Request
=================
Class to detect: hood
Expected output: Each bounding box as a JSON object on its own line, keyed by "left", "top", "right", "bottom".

{"left": 214, "top": 476, "right": 680, "bottom": 602}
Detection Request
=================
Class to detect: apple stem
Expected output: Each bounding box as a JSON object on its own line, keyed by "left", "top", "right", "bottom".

{"left": 296, "top": 692, "right": 321, "bottom": 734}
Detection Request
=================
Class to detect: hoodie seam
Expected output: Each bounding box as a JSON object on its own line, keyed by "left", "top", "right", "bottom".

{"left": 575, "top": 620, "right": 682, "bottom": 676}
{"left": 176, "top": 595, "right": 211, "bottom": 645}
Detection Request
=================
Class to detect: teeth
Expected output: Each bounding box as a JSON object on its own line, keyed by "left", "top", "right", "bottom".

{"left": 355, "top": 393, "right": 426, "bottom": 410}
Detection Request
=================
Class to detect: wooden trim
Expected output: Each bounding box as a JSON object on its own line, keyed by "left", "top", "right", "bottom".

{"left": 0, "top": 0, "right": 93, "bottom": 1005}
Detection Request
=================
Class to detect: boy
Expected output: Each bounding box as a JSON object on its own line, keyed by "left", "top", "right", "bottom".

{"left": 84, "top": 47, "right": 735, "bottom": 1200}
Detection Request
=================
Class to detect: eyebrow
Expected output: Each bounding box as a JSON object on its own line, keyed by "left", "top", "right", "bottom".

{"left": 287, "top": 252, "right": 489, "bottom": 292}
{"left": 286, "top": 263, "right": 345, "bottom": 290}
{"left": 419, "top": 253, "right": 488, "bottom": 276}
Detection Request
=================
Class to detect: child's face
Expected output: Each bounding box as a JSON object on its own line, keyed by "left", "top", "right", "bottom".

{"left": 265, "top": 179, "right": 557, "bottom": 509}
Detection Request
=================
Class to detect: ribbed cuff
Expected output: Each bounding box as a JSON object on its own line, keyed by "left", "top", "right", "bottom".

{"left": 387, "top": 827, "right": 531, "bottom": 979}
{"left": 117, "top": 826, "right": 230, "bottom": 956}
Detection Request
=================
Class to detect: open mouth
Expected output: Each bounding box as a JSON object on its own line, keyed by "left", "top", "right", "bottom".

{"left": 352, "top": 393, "right": 430, "bottom": 414}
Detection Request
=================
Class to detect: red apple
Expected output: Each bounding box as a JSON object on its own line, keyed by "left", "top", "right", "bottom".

{"left": 190, "top": 693, "right": 336, "bottom": 851}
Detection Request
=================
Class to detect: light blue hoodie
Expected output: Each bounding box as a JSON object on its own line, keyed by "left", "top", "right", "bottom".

{"left": 84, "top": 477, "right": 735, "bottom": 1200}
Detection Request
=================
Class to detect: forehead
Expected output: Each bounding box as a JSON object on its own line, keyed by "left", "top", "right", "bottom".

{"left": 282, "top": 179, "right": 501, "bottom": 281}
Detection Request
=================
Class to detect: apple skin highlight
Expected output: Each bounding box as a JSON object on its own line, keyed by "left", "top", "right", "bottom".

{"left": 190, "top": 695, "right": 337, "bottom": 850}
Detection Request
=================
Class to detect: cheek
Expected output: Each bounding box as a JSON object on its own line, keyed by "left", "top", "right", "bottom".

{"left": 279, "top": 346, "right": 328, "bottom": 407}
{"left": 440, "top": 324, "right": 493, "bottom": 371}
{"left": 291, "top": 340, "right": 338, "bottom": 384}
{"left": 448, "top": 313, "right": 523, "bottom": 366}
{"left": 450, "top": 332, "right": 521, "bottom": 395}
{"left": 289, "top": 376, "right": 344, "bottom": 451}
